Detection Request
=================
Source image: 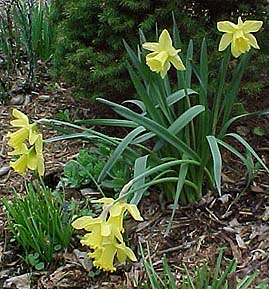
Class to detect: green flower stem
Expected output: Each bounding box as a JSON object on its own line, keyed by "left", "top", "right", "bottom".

{"left": 183, "top": 75, "right": 196, "bottom": 150}
{"left": 212, "top": 49, "right": 230, "bottom": 134}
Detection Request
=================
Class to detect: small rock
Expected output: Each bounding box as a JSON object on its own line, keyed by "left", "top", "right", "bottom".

{"left": 9, "top": 95, "right": 24, "bottom": 105}
{"left": 38, "top": 94, "right": 51, "bottom": 102}
{"left": 236, "top": 125, "right": 250, "bottom": 136}
{"left": 0, "top": 165, "right": 10, "bottom": 177}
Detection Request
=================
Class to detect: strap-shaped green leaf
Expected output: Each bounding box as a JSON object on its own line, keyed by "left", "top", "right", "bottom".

{"left": 98, "top": 98, "right": 200, "bottom": 161}
{"left": 207, "top": 135, "right": 222, "bottom": 195}
{"left": 165, "top": 160, "right": 189, "bottom": 236}
{"left": 169, "top": 105, "right": 205, "bottom": 135}
{"left": 226, "top": 133, "right": 269, "bottom": 173}
{"left": 166, "top": 88, "right": 198, "bottom": 107}
{"left": 131, "top": 155, "right": 149, "bottom": 205}
{"left": 98, "top": 126, "right": 145, "bottom": 182}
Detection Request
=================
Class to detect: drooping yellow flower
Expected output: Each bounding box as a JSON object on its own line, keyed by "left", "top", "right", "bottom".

{"left": 72, "top": 216, "right": 107, "bottom": 248}
{"left": 217, "top": 17, "right": 263, "bottom": 58}
{"left": 142, "top": 29, "right": 185, "bottom": 78}
{"left": 72, "top": 197, "right": 143, "bottom": 272}
{"left": 27, "top": 134, "right": 45, "bottom": 176}
{"left": 89, "top": 237, "right": 137, "bottom": 272}
{"left": 9, "top": 153, "right": 29, "bottom": 176}
{"left": 92, "top": 197, "right": 143, "bottom": 235}
{"left": 7, "top": 109, "right": 45, "bottom": 176}
{"left": 9, "top": 135, "right": 45, "bottom": 176}
{"left": 92, "top": 197, "right": 143, "bottom": 222}
{"left": 8, "top": 109, "right": 38, "bottom": 148}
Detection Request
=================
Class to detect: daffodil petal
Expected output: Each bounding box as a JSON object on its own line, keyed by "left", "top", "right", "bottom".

{"left": 72, "top": 216, "right": 96, "bottom": 229}
{"left": 109, "top": 204, "right": 124, "bottom": 217}
{"left": 34, "top": 134, "right": 43, "bottom": 154}
{"left": 91, "top": 197, "right": 114, "bottom": 204}
{"left": 245, "top": 33, "right": 260, "bottom": 49}
{"left": 146, "top": 50, "right": 169, "bottom": 73}
{"left": 125, "top": 204, "right": 143, "bottom": 221}
{"left": 116, "top": 243, "right": 137, "bottom": 262}
{"left": 27, "top": 148, "right": 38, "bottom": 170}
{"left": 217, "top": 21, "right": 237, "bottom": 33}
{"left": 242, "top": 20, "right": 263, "bottom": 33}
{"left": 101, "top": 223, "right": 112, "bottom": 236}
{"left": 159, "top": 29, "right": 173, "bottom": 51}
{"left": 160, "top": 61, "right": 170, "bottom": 79}
{"left": 93, "top": 244, "right": 117, "bottom": 272}
{"left": 8, "top": 143, "right": 28, "bottom": 156}
{"left": 142, "top": 42, "right": 159, "bottom": 52}
{"left": 170, "top": 55, "right": 185, "bottom": 71}
{"left": 10, "top": 154, "right": 28, "bottom": 175}
{"left": 37, "top": 156, "right": 45, "bottom": 176}
{"left": 11, "top": 109, "right": 29, "bottom": 127}
{"left": 7, "top": 128, "right": 28, "bottom": 148}
{"left": 29, "top": 124, "right": 39, "bottom": 145}
{"left": 218, "top": 33, "right": 233, "bottom": 51}
{"left": 231, "top": 42, "right": 242, "bottom": 58}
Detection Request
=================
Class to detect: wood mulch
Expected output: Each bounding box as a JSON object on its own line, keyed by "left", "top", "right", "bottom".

{"left": 0, "top": 82, "right": 269, "bottom": 288}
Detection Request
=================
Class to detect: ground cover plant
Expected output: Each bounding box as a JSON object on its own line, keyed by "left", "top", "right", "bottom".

{"left": 2, "top": 182, "right": 73, "bottom": 270}
{"left": 1, "top": 4, "right": 269, "bottom": 289}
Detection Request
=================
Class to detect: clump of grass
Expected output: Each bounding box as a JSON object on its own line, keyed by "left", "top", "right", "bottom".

{"left": 2, "top": 182, "right": 73, "bottom": 269}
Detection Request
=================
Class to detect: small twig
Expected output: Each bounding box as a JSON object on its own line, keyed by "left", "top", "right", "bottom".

{"left": 158, "top": 241, "right": 196, "bottom": 255}
{"left": 0, "top": 135, "right": 7, "bottom": 158}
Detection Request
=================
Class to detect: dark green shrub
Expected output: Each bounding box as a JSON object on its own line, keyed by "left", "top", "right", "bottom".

{"left": 50, "top": 0, "right": 269, "bottom": 100}
{"left": 50, "top": 0, "right": 208, "bottom": 99}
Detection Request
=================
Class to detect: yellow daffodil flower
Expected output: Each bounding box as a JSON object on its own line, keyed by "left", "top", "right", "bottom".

{"left": 9, "top": 153, "right": 29, "bottom": 176}
{"left": 7, "top": 109, "right": 45, "bottom": 176}
{"left": 9, "top": 134, "right": 45, "bottom": 176}
{"left": 92, "top": 197, "right": 143, "bottom": 222}
{"left": 217, "top": 17, "right": 263, "bottom": 58}
{"left": 72, "top": 216, "right": 107, "bottom": 248}
{"left": 89, "top": 237, "right": 137, "bottom": 272}
{"left": 72, "top": 197, "right": 143, "bottom": 272}
{"left": 8, "top": 109, "right": 38, "bottom": 147}
{"left": 29, "top": 135, "right": 45, "bottom": 176}
{"left": 92, "top": 197, "right": 143, "bottom": 234}
{"left": 142, "top": 29, "right": 185, "bottom": 78}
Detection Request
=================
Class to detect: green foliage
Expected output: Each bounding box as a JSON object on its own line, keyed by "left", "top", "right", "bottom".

{"left": 63, "top": 145, "right": 130, "bottom": 191}
{"left": 2, "top": 182, "right": 73, "bottom": 267}
{"left": 41, "top": 21, "right": 269, "bottom": 222}
{"left": 50, "top": 0, "right": 207, "bottom": 99}
{"left": 90, "top": 25, "right": 268, "bottom": 216}
{"left": 141, "top": 246, "right": 269, "bottom": 289}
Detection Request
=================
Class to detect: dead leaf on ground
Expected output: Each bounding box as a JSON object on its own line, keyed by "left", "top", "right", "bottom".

{"left": 73, "top": 249, "right": 93, "bottom": 272}
{"left": 3, "top": 273, "right": 31, "bottom": 289}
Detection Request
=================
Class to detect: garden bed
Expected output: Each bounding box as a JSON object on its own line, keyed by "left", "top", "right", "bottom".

{"left": 0, "top": 83, "right": 268, "bottom": 288}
